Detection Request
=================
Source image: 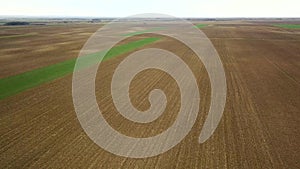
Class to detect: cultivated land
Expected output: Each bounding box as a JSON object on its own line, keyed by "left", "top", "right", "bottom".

{"left": 0, "top": 20, "right": 300, "bottom": 168}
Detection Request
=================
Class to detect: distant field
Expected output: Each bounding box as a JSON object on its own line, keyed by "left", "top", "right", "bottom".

{"left": 122, "top": 27, "right": 163, "bottom": 36}
{"left": 273, "top": 24, "right": 300, "bottom": 29}
{"left": 194, "top": 24, "right": 208, "bottom": 28}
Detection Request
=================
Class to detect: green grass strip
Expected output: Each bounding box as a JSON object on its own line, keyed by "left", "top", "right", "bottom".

{"left": 0, "top": 33, "right": 38, "bottom": 39}
{"left": 194, "top": 24, "right": 208, "bottom": 29}
{"left": 122, "top": 28, "right": 163, "bottom": 37}
{"left": 0, "top": 37, "right": 160, "bottom": 100}
{"left": 273, "top": 24, "right": 300, "bottom": 29}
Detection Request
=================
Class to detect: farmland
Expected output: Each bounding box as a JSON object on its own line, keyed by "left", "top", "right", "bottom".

{"left": 0, "top": 20, "right": 300, "bottom": 168}
{"left": 273, "top": 24, "right": 300, "bottom": 29}
{"left": 0, "top": 37, "right": 159, "bottom": 99}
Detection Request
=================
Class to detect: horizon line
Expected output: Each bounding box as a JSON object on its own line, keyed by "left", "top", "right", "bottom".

{"left": 1, "top": 15, "right": 300, "bottom": 19}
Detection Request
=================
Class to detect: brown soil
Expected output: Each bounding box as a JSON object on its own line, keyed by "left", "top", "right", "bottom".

{"left": 0, "top": 22, "right": 299, "bottom": 168}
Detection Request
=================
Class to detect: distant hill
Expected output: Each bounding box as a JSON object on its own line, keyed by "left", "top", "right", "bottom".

{"left": 4, "top": 21, "right": 30, "bottom": 26}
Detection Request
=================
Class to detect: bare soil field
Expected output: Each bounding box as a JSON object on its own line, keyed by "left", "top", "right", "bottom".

{"left": 0, "top": 21, "right": 299, "bottom": 168}
{"left": 0, "top": 24, "right": 101, "bottom": 78}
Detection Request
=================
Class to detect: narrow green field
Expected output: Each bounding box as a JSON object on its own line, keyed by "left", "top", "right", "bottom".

{"left": 273, "top": 24, "right": 300, "bottom": 29}
{"left": 0, "top": 37, "right": 160, "bottom": 100}
{"left": 194, "top": 24, "right": 208, "bottom": 29}
{"left": 0, "top": 33, "right": 38, "bottom": 39}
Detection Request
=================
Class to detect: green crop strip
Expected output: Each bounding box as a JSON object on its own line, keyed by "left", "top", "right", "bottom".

{"left": 0, "top": 33, "right": 38, "bottom": 39}
{"left": 194, "top": 24, "right": 208, "bottom": 29}
{"left": 122, "top": 28, "right": 164, "bottom": 37}
{"left": 273, "top": 24, "right": 300, "bottom": 29}
{"left": 0, "top": 37, "right": 160, "bottom": 100}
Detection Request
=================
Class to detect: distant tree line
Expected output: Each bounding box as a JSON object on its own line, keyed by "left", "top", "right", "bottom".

{"left": 4, "top": 22, "right": 30, "bottom": 26}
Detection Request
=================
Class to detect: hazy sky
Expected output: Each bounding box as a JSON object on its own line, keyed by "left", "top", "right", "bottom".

{"left": 0, "top": 0, "right": 299, "bottom": 17}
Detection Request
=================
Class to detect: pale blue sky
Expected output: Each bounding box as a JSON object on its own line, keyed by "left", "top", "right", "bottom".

{"left": 0, "top": 0, "right": 299, "bottom": 17}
